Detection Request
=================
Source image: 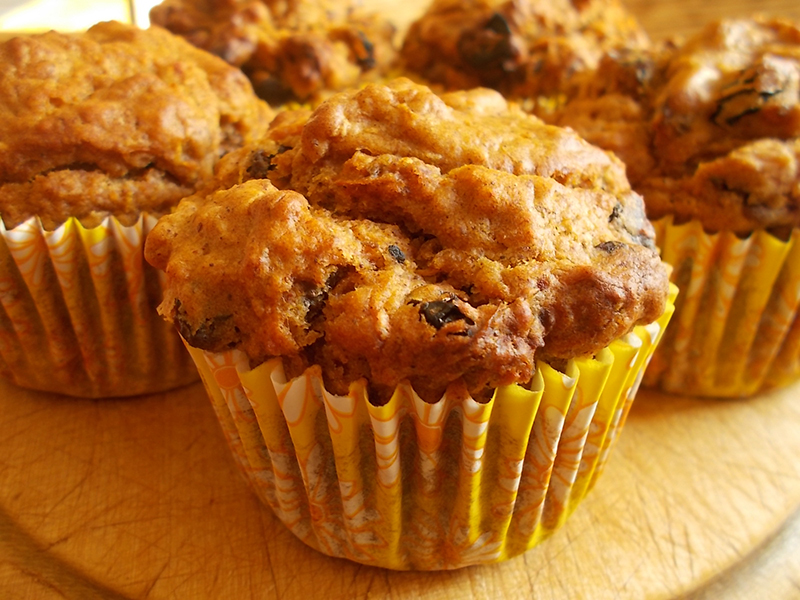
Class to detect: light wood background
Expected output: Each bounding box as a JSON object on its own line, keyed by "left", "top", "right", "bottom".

{"left": 2, "top": 0, "right": 800, "bottom": 599}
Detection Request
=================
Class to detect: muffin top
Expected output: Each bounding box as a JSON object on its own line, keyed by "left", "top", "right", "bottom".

{"left": 550, "top": 17, "right": 800, "bottom": 233}
{"left": 400, "top": 0, "right": 650, "bottom": 99}
{"left": 0, "top": 21, "right": 274, "bottom": 230}
{"left": 146, "top": 78, "right": 669, "bottom": 402}
{"left": 643, "top": 17, "right": 800, "bottom": 232}
{"left": 149, "top": 0, "right": 397, "bottom": 104}
{"left": 543, "top": 47, "right": 664, "bottom": 185}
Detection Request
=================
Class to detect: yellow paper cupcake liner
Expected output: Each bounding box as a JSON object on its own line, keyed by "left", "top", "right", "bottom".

{"left": 644, "top": 216, "right": 800, "bottom": 397}
{"left": 185, "top": 287, "right": 675, "bottom": 570}
{"left": 0, "top": 215, "right": 198, "bottom": 398}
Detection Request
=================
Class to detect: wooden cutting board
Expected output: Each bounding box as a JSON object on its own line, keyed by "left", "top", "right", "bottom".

{"left": 2, "top": 0, "right": 800, "bottom": 598}
{"left": 1, "top": 380, "right": 799, "bottom": 599}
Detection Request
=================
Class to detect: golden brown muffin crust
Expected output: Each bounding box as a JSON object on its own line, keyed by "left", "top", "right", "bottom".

{"left": 149, "top": 0, "right": 397, "bottom": 104}
{"left": 639, "top": 18, "right": 800, "bottom": 232}
{"left": 0, "top": 21, "right": 273, "bottom": 230}
{"left": 400, "top": 0, "right": 650, "bottom": 99}
{"left": 146, "top": 79, "right": 669, "bottom": 402}
{"left": 544, "top": 47, "right": 664, "bottom": 185}
{"left": 550, "top": 17, "right": 800, "bottom": 233}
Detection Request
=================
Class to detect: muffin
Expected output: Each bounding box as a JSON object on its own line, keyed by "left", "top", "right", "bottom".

{"left": 145, "top": 78, "right": 674, "bottom": 569}
{"left": 400, "top": 0, "right": 650, "bottom": 100}
{"left": 149, "top": 0, "right": 398, "bottom": 105}
{"left": 549, "top": 17, "right": 800, "bottom": 396}
{"left": 0, "top": 21, "right": 274, "bottom": 397}
{"left": 540, "top": 45, "right": 667, "bottom": 185}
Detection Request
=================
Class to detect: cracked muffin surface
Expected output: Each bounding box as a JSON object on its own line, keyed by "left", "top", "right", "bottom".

{"left": 0, "top": 21, "right": 274, "bottom": 231}
{"left": 399, "top": 0, "right": 650, "bottom": 99}
{"left": 146, "top": 78, "right": 669, "bottom": 402}
{"left": 543, "top": 46, "right": 666, "bottom": 185}
{"left": 642, "top": 17, "right": 800, "bottom": 233}
{"left": 548, "top": 17, "right": 800, "bottom": 233}
{"left": 149, "top": 0, "right": 397, "bottom": 105}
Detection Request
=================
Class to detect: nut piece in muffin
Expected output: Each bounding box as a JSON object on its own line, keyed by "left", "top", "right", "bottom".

{"left": 149, "top": 0, "right": 398, "bottom": 105}
{"left": 400, "top": 0, "right": 650, "bottom": 99}
{"left": 550, "top": 17, "right": 800, "bottom": 234}
{"left": 0, "top": 21, "right": 274, "bottom": 231}
{"left": 146, "top": 78, "right": 670, "bottom": 403}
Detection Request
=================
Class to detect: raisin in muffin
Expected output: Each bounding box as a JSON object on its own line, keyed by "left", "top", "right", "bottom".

{"left": 150, "top": 0, "right": 397, "bottom": 105}
{"left": 400, "top": 0, "right": 650, "bottom": 100}
{"left": 146, "top": 77, "right": 669, "bottom": 403}
{"left": 551, "top": 17, "right": 800, "bottom": 396}
{"left": 0, "top": 21, "right": 273, "bottom": 397}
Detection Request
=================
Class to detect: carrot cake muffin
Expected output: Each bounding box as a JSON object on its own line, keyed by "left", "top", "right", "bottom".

{"left": 0, "top": 20, "right": 274, "bottom": 230}
{"left": 0, "top": 21, "right": 273, "bottom": 397}
{"left": 551, "top": 17, "right": 800, "bottom": 395}
{"left": 400, "top": 0, "right": 650, "bottom": 100}
{"left": 146, "top": 77, "right": 670, "bottom": 402}
{"left": 145, "top": 78, "right": 675, "bottom": 569}
{"left": 149, "top": 0, "right": 398, "bottom": 105}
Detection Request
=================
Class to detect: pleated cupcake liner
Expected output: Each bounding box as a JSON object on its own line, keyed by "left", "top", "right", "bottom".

{"left": 185, "top": 286, "right": 676, "bottom": 570}
{"left": 0, "top": 214, "right": 198, "bottom": 398}
{"left": 644, "top": 216, "right": 800, "bottom": 397}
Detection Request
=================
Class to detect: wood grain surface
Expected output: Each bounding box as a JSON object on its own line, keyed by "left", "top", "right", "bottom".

{"left": 2, "top": 0, "right": 800, "bottom": 599}
{"left": 1, "top": 380, "right": 799, "bottom": 599}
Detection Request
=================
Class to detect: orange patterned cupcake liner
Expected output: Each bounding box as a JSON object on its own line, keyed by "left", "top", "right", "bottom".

{"left": 0, "top": 214, "right": 197, "bottom": 398}
{"left": 644, "top": 216, "right": 800, "bottom": 397}
{"left": 185, "top": 287, "right": 676, "bottom": 570}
